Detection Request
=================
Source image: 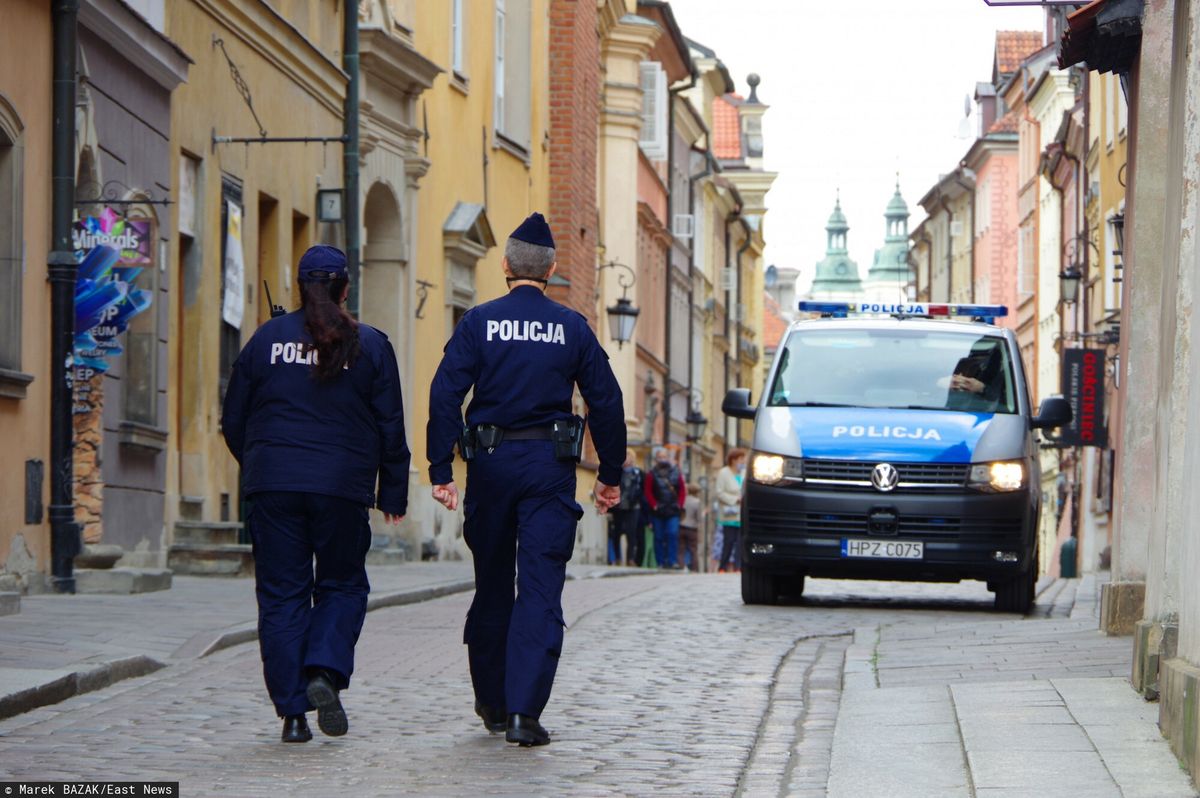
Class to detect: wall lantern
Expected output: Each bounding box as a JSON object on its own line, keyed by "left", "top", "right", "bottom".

{"left": 1060, "top": 266, "right": 1083, "bottom": 305}
{"left": 685, "top": 407, "right": 708, "bottom": 442}
{"left": 599, "top": 259, "right": 639, "bottom": 348}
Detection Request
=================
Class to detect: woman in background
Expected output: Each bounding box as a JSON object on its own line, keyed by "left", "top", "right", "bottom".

{"left": 715, "top": 449, "right": 746, "bottom": 573}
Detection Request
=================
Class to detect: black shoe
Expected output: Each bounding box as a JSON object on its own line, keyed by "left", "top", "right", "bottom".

{"left": 305, "top": 671, "right": 348, "bottom": 737}
{"left": 505, "top": 713, "right": 550, "bottom": 747}
{"left": 475, "top": 700, "right": 507, "bottom": 733}
{"left": 281, "top": 714, "right": 312, "bottom": 743}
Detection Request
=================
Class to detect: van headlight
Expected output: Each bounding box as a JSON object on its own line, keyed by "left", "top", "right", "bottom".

{"left": 968, "top": 461, "right": 1025, "bottom": 492}
{"left": 750, "top": 453, "right": 803, "bottom": 485}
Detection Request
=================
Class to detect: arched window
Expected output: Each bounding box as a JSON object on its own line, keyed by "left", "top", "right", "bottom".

{"left": 0, "top": 93, "right": 28, "bottom": 397}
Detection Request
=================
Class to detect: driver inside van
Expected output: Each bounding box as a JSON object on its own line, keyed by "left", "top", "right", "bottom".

{"left": 944, "top": 346, "right": 1003, "bottom": 410}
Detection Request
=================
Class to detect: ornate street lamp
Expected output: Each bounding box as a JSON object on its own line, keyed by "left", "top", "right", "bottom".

{"left": 685, "top": 407, "right": 708, "bottom": 442}
{"left": 1059, "top": 266, "right": 1083, "bottom": 305}
{"left": 599, "top": 259, "right": 638, "bottom": 348}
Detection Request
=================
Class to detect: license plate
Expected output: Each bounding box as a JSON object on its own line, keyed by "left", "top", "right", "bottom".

{"left": 841, "top": 539, "right": 924, "bottom": 560}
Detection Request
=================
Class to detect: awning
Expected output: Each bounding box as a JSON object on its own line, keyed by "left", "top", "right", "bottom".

{"left": 1058, "top": 0, "right": 1143, "bottom": 73}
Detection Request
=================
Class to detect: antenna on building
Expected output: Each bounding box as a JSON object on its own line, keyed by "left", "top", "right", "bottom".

{"left": 956, "top": 92, "right": 973, "bottom": 139}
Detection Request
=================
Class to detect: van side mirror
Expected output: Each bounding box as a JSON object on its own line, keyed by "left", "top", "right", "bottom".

{"left": 722, "top": 388, "right": 756, "bottom": 420}
{"left": 1031, "top": 396, "right": 1073, "bottom": 430}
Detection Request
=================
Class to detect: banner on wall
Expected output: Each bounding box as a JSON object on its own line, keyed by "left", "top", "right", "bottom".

{"left": 1060, "top": 347, "right": 1108, "bottom": 448}
{"left": 222, "top": 200, "right": 245, "bottom": 330}
{"left": 70, "top": 207, "right": 155, "bottom": 414}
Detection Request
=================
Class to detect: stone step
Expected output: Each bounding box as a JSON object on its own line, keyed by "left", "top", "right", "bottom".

{"left": 0, "top": 592, "right": 19, "bottom": 616}
{"left": 168, "top": 544, "right": 255, "bottom": 577}
{"left": 366, "top": 548, "right": 412, "bottom": 566}
{"left": 173, "top": 521, "right": 244, "bottom": 546}
{"left": 74, "top": 568, "right": 173, "bottom": 595}
{"left": 74, "top": 544, "right": 124, "bottom": 570}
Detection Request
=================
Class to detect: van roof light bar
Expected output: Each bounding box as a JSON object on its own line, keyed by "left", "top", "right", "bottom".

{"left": 796, "top": 301, "right": 1009, "bottom": 320}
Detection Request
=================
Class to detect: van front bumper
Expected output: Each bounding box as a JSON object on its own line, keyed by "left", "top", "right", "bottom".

{"left": 740, "top": 480, "right": 1037, "bottom": 584}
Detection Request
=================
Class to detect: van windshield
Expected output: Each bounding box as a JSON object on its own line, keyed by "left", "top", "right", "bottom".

{"left": 767, "top": 328, "right": 1018, "bottom": 414}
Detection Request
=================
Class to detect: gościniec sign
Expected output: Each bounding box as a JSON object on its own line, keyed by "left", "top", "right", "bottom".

{"left": 1060, "top": 348, "right": 1107, "bottom": 448}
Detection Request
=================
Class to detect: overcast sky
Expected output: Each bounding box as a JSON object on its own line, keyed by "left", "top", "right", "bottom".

{"left": 669, "top": 0, "right": 1047, "bottom": 294}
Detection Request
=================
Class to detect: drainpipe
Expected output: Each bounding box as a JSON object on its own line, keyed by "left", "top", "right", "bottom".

{"left": 662, "top": 72, "right": 699, "bottom": 447}
{"left": 953, "top": 168, "right": 976, "bottom": 303}
{"left": 343, "top": 5, "right": 361, "bottom": 314}
{"left": 938, "top": 191, "right": 954, "bottom": 303}
{"left": 49, "top": 0, "right": 82, "bottom": 593}
{"left": 734, "top": 214, "right": 752, "bottom": 449}
{"left": 685, "top": 149, "right": 713, "bottom": 453}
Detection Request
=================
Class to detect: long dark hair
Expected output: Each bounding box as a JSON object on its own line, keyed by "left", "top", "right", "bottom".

{"left": 300, "top": 277, "right": 360, "bottom": 381}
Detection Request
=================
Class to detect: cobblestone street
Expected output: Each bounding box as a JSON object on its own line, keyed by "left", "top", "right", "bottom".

{"left": 0, "top": 573, "right": 1193, "bottom": 797}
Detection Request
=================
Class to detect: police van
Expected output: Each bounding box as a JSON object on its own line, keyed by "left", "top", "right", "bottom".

{"left": 721, "top": 301, "right": 1072, "bottom": 613}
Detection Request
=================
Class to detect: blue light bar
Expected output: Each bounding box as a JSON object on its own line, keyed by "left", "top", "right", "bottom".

{"left": 796, "top": 301, "right": 1008, "bottom": 319}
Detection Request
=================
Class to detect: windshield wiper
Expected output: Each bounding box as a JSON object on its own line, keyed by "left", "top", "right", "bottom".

{"left": 904, "top": 405, "right": 951, "bottom": 411}
{"left": 786, "top": 401, "right": 855, "bottom": 408}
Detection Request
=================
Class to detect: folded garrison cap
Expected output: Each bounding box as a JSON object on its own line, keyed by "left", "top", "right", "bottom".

{"left": 508, "top": 212, "right": 556, "bottom": 249}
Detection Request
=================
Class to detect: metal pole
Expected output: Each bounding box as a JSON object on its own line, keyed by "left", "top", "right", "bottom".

{"left": 48, "top": 0, "right": 82, "bottom": 593}
{"left": 343, "top": 4, "right": 361, "bottom": 315}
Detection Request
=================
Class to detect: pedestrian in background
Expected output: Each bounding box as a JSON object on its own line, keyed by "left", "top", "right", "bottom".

{"left": 426, "top": 213, "right": 625, "bottom": 747}
{"left": 715, "top": 449, "right": 746, "bottom": 573}
{"left": 608, "top": 450, "right": 643, "bottom": 566}
{"left": 679, "top": 482, "right": 702, "bottom": 572}
{"left": 645, "top": 446, "right": 686, "bottom": 569}
{"left": 221, "top": 245, "right": 409, "bottom": 744}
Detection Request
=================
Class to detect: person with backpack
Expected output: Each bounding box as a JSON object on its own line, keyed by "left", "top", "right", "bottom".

{"left": 644, "top": 446, "right": 686, "bottom": 569}
{"left": 608, "top": 450, "right": 644, "bottom": 566}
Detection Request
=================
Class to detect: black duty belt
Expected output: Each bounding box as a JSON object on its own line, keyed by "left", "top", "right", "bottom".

{"left": 480, "top": 424, "right": 554, "bottom": 441}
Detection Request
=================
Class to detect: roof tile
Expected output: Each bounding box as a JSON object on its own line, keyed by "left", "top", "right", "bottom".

{"left": 712, "top": 94, "right": 742, "bottom": 160}
{"left": 995, "top": 30, "right": 1042, "bottom": 76}
{"left": 762, "top": 292, "right": 788, "bottom": 351}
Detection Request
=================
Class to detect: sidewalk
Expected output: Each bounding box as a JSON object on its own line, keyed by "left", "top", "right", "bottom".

{"left": 828, "top": 572, "right": 1198, "bottom": 798}
{"left": 0, "top": 559, "right": 645, "bottom": 721}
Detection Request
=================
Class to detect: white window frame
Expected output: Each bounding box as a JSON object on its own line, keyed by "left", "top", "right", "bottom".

{"left": 639, "top": 61, "right": 668, "bottom": 161}
{"left": 493, "top": 0, "right": 505, "bottom": 134}
{"left": 451, "top": 0, "right": 465, "bottom": 77}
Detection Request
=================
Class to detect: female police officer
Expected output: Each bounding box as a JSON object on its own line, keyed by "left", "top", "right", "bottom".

{"left": 427, "top": 213, "right": 625, "bottom": 747}
{"left": 222, "top": 245, "right": 410, "bottom": 743}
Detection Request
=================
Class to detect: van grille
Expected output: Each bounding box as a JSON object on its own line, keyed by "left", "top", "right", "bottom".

{"left": 802, "top": 459, "right": 969, "bottom": 491}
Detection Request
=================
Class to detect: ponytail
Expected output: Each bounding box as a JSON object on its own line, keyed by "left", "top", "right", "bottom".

{"left": 300, "top": 278, "right": 360, "bottom": 381}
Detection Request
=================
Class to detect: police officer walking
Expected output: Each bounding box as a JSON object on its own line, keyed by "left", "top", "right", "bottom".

{"left": 427, "top": 213, "right": 625, "bottom": 747}
{"left": 222, "top": 245, "right": 410, "bottom": 744}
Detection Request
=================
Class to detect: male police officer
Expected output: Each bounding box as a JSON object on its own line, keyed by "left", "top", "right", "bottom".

{"left": 427, "top": 212, "right": 625, "bottom": 747}
{"left": 222, "top": 245, "right": 409, "bottom": 743}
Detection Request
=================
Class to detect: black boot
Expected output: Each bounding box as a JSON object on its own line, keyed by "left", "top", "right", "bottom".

{"left": 305, "top": 670, "right": 348, "bottom": 737}
{"left": 505, "top": 713, "right": 550, "bottom": 747}
{"left": 475, "top": 700, "right": 507, "bottom": 733}
{"left": 281, "top": 714, "right": 312, "bottom": 743}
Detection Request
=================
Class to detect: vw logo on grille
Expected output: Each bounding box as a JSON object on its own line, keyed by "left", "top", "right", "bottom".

{"left": 871, "top": 463, "right": 899, "bottom": 492}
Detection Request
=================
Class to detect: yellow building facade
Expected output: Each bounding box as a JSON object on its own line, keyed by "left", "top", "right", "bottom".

{"left": 164, "top": 0, "right": 347, "bottom": 568}
{"left": 0, "top": 0, "right": 53, "bottom": 590}
{"left": 405, "top": 0, "right": 553, "bottom": 560}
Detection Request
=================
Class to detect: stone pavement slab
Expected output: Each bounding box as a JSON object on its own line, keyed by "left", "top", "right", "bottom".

{"left": 0, "top": 560, "right": 649, "bottom": 720}
{"left": 828, "top": 575, "right": 1197, "bottom": 798}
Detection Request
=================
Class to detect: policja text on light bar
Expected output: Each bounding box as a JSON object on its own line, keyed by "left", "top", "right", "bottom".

{"left": 796, "top": 301, "right": 1009, "bottom": 318}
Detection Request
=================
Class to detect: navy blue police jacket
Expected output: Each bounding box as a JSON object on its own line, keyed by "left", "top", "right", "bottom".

{"left": 221, "top": 310, "right": 411, "bottom": 516}
{"left": 427, "top": 285, "right": 626, "bottom": 487}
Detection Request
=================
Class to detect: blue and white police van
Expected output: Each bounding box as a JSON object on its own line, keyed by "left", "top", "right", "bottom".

{"left": 721, "top": 301, "right": 1073, "bottom": 613}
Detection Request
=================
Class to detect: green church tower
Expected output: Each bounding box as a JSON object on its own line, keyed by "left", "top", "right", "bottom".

{"left": 866, "top": 178, "right": 912, "bottom": 297}
{"left": 808, "top": 193, "right": 863, "bottom": 297}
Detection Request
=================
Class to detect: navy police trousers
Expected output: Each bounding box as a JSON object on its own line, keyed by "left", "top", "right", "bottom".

{"left": 462, "top": 441, "right": 583, "bottom": 719}
{"left": 247, "top": 491, "right": 371, "bottom": 717}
